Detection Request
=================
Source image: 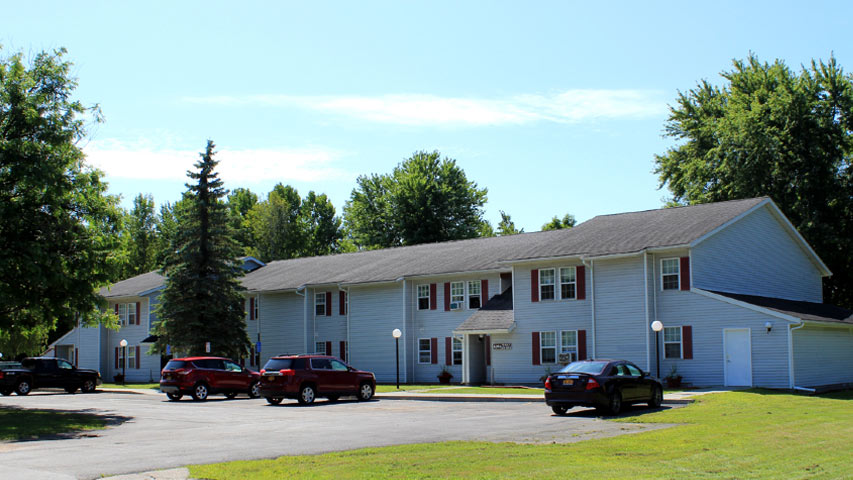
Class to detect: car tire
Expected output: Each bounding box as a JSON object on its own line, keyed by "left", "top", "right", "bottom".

{"left": 191, "top": 383, "right": 210, "bottom": 401}
{"left": 648, "top": 386, "right": 663, "bottom": 409}
{"left": 167, "top": 392, "right": 183, "bottom": 401}
{"left": 65, "top": 386, "right": 78, "bottom": 394}
{"left": 81, "top": 379, "right": 96, "bottom": 393}
{"left": 327, "top": 395, "right": 340, "bottom": 402}
{"left": 248, "top": 381, "right": 260, "bottom": 399}
{"left": 551, "top": 405, "right": 569, "bottom": 415}
{"left": 606, "top": 390, "right": 623, "bottom": 415}
{"left": 15, "top": 379, "right": 31, "bottom": 396}
{"left": 297, "top": 384, "right": 316, "bottom": 405}
{"left": 265, "top": 396, "right": 283, "bottom": 405}
{"left": 225, "top": 391, "right": 238, "bottom": 399}
{"left": 357, "top": 382, "right": 374, "bottom": 402}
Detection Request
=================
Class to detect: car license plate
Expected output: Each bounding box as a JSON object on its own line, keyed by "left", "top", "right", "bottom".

{"left": 562, "top": 379, "right": 574, "bottom": 385}
{"left": 266, "top": 376, "right": 275, "bottom": 381}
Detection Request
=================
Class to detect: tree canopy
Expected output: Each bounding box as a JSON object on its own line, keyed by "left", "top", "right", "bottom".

{"left": 343, "top": 150, "right": 488, "bottom": 248}
{"left": 496, "top": 210, "right": 523, "bottom": 236}
{"left": 153, "top": 141, "right": 250, "bottom": 358}
{"left": 542, "top": 213, "right": 576, "bottom": 231}
{"left": 0, "top": 48, "right": 121, "bottom": 356}
{"left": 655, "top": 54, "right": 853, "bottom": 307}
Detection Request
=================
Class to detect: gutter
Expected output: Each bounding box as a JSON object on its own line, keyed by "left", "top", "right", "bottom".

{"left": 789, "top": 320, "right": 806, "bottom": 389}
{"left": 581, "top": 258, "right": 596, "bottom": 358}
{"left": 338, "top": 284, "right": 351, "bottom": 364}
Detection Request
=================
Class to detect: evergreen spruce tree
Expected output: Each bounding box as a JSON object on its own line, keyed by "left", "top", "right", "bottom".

{"left": 153, "top": 141, "right": 250, "bottom": 358}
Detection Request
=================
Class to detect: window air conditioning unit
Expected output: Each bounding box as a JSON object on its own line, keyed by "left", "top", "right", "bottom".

{"left": 450, "top": 302, "right": 461, "bottom": 310}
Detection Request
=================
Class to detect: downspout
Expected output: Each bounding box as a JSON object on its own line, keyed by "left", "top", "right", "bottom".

{"left": 396, "top": 277, "right": 407, "bottom": 384}
{"left": 581, "top": 258, "right": 596, "bottom": 359}
{"left": 643, "top": 250, "right": 651, "bottom": 372}
{"left": 789, "top": 320, "right": 806, "bottom": 390}
{"left": 295, "top": 286, "right": 306, "bottom": 354}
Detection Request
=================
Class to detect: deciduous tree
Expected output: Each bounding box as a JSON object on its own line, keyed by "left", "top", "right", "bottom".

{"left": 542, "top": 213, "right": 576, "bottom": 231}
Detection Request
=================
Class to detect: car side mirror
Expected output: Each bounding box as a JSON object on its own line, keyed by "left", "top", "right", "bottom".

{"left": 642, "top": 371, "right": 650, "bottom": 378}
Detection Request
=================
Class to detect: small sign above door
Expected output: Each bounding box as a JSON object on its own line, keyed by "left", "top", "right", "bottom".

{"left": 492, "top": 343, "right": 512, "bottom": 350}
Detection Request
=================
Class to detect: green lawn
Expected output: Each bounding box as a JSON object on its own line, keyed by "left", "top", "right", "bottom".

{"left": 0, "top": 407, "right": 106, "bottom": 441}
{"left": 190, "top": 389, "right": 853, "bottom": 479}
{"left": 100, "top": 383, "right": 160, "bottom": 390}
{"left": 375, "top": 385, "right": 542, "bottom": 395}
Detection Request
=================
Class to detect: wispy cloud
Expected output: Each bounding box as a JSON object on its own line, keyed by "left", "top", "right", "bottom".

{"left": 84, "top": 139, "right": 348, "bottom": 183}
{"left": 181, "top": 90, "right": 667, "bottom": 127}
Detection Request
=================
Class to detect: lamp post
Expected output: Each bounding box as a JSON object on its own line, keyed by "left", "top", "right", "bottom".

{"left": 119, "top": 339, "right": 128, "bottom": 385}
{"left": 392, "top": 328, "right": 402, "bottom": 389}
{"left": 650, "top": 321, "right": 663, "bottom": 378}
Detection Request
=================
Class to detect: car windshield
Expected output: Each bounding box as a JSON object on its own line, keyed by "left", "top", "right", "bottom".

{"left": 558, "top": 361, "right": 609, "bottom": 375}
{"left": 163, "top": 360, "right": 187, "bottom": 370}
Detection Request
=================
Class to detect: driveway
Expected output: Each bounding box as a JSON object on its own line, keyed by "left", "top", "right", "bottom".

{"left": 0, "top": 391, "right": 676, "bottom": 479}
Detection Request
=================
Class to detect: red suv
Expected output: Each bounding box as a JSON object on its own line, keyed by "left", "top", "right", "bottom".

{"left": 160, "top": 357, "right": 261, "bottom": 401}
{"left": 259, "top": 355, "right": 376, "bottom": 405}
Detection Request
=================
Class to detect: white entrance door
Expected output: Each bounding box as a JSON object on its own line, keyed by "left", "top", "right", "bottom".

{"left": 724, "top": 329, "right": 752, "bottom": 386}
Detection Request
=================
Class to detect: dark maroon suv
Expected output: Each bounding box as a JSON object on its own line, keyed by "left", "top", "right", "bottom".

{"left": 259, "top": 355, "right": 376, "bottom": 405}
{"left": 160, "top": 356, "right": 261, "bottom": 401}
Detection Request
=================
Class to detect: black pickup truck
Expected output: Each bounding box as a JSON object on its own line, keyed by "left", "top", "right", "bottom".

{"left": 0, "top": 357, "right": 101, "bottom": 396}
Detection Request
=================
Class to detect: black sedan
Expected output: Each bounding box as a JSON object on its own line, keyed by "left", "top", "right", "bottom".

{"left": 544, "top": 359, "right": 663, "bottom": 415}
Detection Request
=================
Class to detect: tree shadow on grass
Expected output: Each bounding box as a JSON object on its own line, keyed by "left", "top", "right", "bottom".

{"left": 0, "top": 405, "right": 132, "bottom": 442}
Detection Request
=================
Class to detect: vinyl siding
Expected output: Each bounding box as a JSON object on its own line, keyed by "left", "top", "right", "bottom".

{"left": 793, "top": 325, "right": 853, "bottom": 387}
{"left": 592, "top": 257, "right": 648, "bottom": 370}
{"left": 348, "top": 283, "right": 404, "bottom": 383}
{"left": 493, "top": 264, "right": 590, "bottom": 384}
{"left": 657, "top": 291, "right": 790, "bottom": 388}
{"left": 692, "top": 205, "right": 823, "bottom": 302}
{"left": 257, "top": 292, "right": 304, "bottom": 365}
{"left": 307, "top": 287, "right": 348, "bottom": 358}
{"left": 100, "top": 297, "right": 160, "bottom": 382}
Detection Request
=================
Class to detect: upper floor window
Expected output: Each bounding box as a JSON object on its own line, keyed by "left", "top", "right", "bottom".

{"left": 418, "top": 338, "right": 432, "bottom": 364}
{"left": 467, "top": 281, "right": 481, "bottom": 309}
{"left": 559, "top": 267, "right": 576, "bottom": 300}
{"left": 664, "top": 326, "right": 682, "bottom": 358}
{"left": 417, "top": 285, "right": 430, "bottom": 310}
{"left": 450, "top": 281, "right": 464, "bottom": 310}
{"left": 315, "top": 293, "right": 326, "bottom": 316}
{"left": 539, "top": 269, "right": 555, "bottom": 300}
{"left": 116, "top": 303, "right": 137, "bottom": 326}
{"left": 661, "top": 258, "right": 680, "bottom": 290}
{"left": 253, "top": 296, "right": 259, "bottom": 320}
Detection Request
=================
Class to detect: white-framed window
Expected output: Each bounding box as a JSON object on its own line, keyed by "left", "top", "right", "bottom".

{"left": 315, "top": 341, "right": 327, "bottom": 355}
{"left": 559, "top": 330, "right": 578, "bottom": 363}
{"left": 559, "top": 267, "right": 576, "bottom": 300}
{"left": 418, "top": 338, "right": 432, "bottom": 364}
{"left": 452, "top": 337, "right": 463, "bottom": 365}
{"left": 117, "top": 303, "right": 127, "bottom": 325}
{"left": 540, "top": 331, "right": 556, "bottom": 364}
{"left": 539, "top": 269, "right": 555, "bottom": 300}
{"left": 127, "top": 345, "right": 137, "bottom": 369}
{"left": 315, "top": 293, "right": 326, "bottom": 316}
{"left": 342, "top": 291, "right": 348, "bottom": 315}
{"left": 450, "top": 281, "right": 464, "bottom": 309}
{"left": 118, "top": 346, "right": 126, "bottom": 369}
{"left": 467, "top": 281, "right": 481, "bottom": 309}
{"left": 417, "top": 285, "right": 430, "bottom": 310}
{"left": 664, "top": 326, "right": 682, "bottom": 359}
{"left": 253, "top": 295, "right": 259, "bottom": 320}
{"left": 126, "top": 303, "right": 137, "bottom": 325}
{"left": 661, "top": 258, "right": 680, "bottom": 290}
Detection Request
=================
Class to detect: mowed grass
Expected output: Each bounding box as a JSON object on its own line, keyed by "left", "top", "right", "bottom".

{"left": 190, "top": 389, "right": 853, "bottom": 479}
{"left": 0, "top": 407, "right": 106, "bottom": 441}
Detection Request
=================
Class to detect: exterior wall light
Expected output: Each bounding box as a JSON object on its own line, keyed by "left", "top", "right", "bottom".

{"left": 765, "top": 321, "right": 772, "bottom": 333}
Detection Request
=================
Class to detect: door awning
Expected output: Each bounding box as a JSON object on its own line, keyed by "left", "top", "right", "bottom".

{"left": 453, "top": 287, "right": 515, "bottom": 335}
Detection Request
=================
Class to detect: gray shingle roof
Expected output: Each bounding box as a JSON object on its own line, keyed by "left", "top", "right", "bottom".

{"left": 243, "top": 197, "right": 768, "bottom": 291}
{"left": 98, "top": 271, "right": 165, "bottom": 298}
{"left": 711, "top": 291, "right": 853, "bottom": 325}
{"left": 454, "top": 288, "right": 515, "bottom": 333}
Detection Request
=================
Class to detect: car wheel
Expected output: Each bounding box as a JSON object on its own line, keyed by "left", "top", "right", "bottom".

{"left": 266, "top": 396, "right": 283, "bottom": 405}
{"left": 297, "top": 384, "right": 316, "bottom": 405}
{"left": 551, "top": 405, "right": 569, "bottom": 415}
{"left": 225, "top": 391, "right": 238, "bottom": 399}
{"left": 327, "top": 395, "right": 340, "bottom": 402}
{"left": 607, "top": 390, "right": 623, "bottom": 415}
{"left": 357, "top": 382, "right": 374, "bottom": 401}
{"left": 648, "top": 386, "right": 663, "bottom": 409}
{"left": 1, "top": 388, "right": 13, "bottom": 396}
{"left": 81, "top": 379, "right": 96, "bottom": 393}
{"left": 248, "top": 381, "right": 261, "bottom": 399}
{"left": 191, "top": 383, "right": 209, "bottom": 401}
{"left": 65, "top": 386, "right": 78, "bottom": 394}
{"left": 15, "top": 380, "right": 31, "bottom": 396}
{"left": 167, "top": 392, "right": 183, "bottom": 401}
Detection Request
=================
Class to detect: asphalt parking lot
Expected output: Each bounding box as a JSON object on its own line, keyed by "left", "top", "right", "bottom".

{"left": 0, "top": 390, "right": 676, "bottom": 480}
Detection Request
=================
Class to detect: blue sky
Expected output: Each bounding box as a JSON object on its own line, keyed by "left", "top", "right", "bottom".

{"left": 3, "top": 1, "right": 851, "bottom": 230}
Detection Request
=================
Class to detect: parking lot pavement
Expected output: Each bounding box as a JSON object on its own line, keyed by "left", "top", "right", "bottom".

{"left": 0, "top": 391, "right": 679, "bottom": 480}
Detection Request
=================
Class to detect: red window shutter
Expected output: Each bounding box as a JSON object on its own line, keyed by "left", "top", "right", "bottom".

{"left": 136, "top": 346, "right": 141, "bottom": 368}
{"left": 531, "top": 269, "right": 539, "bottom": 302}
{"left": 445, "top": 337, "right": 452, "bottom": 365}
{"left": 683, "top": 326, "right": 693, "bottom": 359}
{"left": 340, "top": 341, "right": 347, "bottom": 361}
{"left": 532, "top": 332, "right": 540, "bottom": 365}
{"left": 75, "top": 348, "right": 79, "bottom": 367}
{"left": 429, "top": 283, "right": 437, "bottom": 310}
{"left": 249, "top": 297, "right": 255, "bottom": 320}
{"left": 481, "top": 279, "right": 488, "bottom": 306}
{"left": 444, "top": 283, "right": 451, "bottom": 311}
{"left": 136, "top": 302, "right": 141, "bottom": 325}
{"left": 431, "top": 338, "right": 438, "bottom": 364}
{"left": 576, "top": 266, "right": 586, "bottom": 300}
{"left": 680, "top": 257, "right": 691, "bottom": 291}
{"left": 325, "top": 292, "right": 332, "bottom": 316}
{"left": 325, "top": 341, "right": 332, "bottom": 356}
{"left": 339, "top": 291, "right": 346, "bottom": 315}
{"left": 114, "top": 304, "right": 119, "bottom": 315}
{"left": 578, "top": 330, "right": 587, "bottom": 360}
{"left": 485, "top": 335, "right": 491, "bottom": 366}
{"left": 115, "top": 347, "right": 119, "bottom": 369}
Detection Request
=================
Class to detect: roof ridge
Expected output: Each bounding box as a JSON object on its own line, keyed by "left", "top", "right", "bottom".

{"left": 588, "top": 196, "right": 767, "bottom": 220}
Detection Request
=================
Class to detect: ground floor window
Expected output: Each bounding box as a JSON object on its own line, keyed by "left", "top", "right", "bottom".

{"left": 452, "top": 337, "right": 463, "bottom": 365}
{"left": 540, "top": 331, "right": 557, "bottom": 364}
{"left": 315, "top": 341, "right": 327, "bottom": 355}
{"left": 559, "top": 330, "right": 577, "bottom": 363}
{"left": 418, "top": 338, "right": 431, "bottom": 364}
{"left": 664, "top": 326, "right": 682, "bottom": 358}
{"left": 127, "top": 345, "right": 137, "bottom": 369}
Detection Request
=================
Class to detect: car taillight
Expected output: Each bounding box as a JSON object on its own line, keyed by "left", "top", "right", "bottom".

{"left": 544, "top": 377, "right": 551, "bottom": 391}
{"left": 585, "top": 378, "right": 601, "bottom": 390}
{"left": 279, "top": 369, "right": 295, "bottom": 376}
{"left": 0, "top": 372, "right": 4, "bottom": 379}
{"left": 260, "top": 369, "right": 265, "bottom": 374}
